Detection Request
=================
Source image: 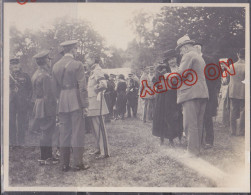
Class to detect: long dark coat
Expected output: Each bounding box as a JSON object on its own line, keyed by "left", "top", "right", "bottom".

{"left": 152, "top": 65, "right": 183, "bottom": 140}
{"left": 203, "top": 55, "right": 221, "bottom": 117}
{"left": 116, "top": 80, "right": 127, "bottom": 115}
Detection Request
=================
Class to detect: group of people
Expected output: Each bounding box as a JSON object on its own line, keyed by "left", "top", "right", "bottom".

{"left": 9, "top": 35, "right": 245, "bottom": 172}
{"left": 140, "top": 35, "right": 245, "bottom": 157}
{"left": 10, "top": 40, "right": 112, "bottom": 171}
{"left": 9, "top": 39, "right": 141, "bottom": 172}
{"left": 102, "top": 72, "right": 140, "bottom": 121}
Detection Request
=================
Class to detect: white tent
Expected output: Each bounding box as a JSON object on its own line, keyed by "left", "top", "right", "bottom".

{"left": 102, "top": 68, "right": 132, "bottom": 79}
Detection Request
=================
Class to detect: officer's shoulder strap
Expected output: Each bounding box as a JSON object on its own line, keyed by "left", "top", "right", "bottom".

{"left": 60, "top": 59, "right": 74, "bottom": 86}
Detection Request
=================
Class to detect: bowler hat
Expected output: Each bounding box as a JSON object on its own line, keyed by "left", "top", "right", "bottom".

{"left": 175, "top": 35, "right": 195, "bottom": 51}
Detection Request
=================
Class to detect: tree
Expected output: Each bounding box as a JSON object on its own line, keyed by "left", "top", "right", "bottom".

{"left": 129, "top": 6, "right": 245, "bottom": 70}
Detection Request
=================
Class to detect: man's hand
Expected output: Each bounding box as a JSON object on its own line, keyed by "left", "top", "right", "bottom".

{"left": 82, "top": 108, "right": 88, "bottom": 118}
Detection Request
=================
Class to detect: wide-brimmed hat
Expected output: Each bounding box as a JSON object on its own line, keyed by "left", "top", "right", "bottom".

{"left": 175, "top": 35, "right": 195, "bottom": 51}
{"left": 162, "top": 49, "right": 177, "bottom": 61}
{"left": 193, "top": 41, "right": 203, "bottom": 47}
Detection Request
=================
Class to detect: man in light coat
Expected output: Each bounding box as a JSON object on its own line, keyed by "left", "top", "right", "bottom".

{"left": 174, "top": 35, "right": 209, "bottom": 156}
{"left": 223, "top": 49, "right": 245, "bottom": 136}
{"left": 86, "top": 54, "right": 110, "bottom": 159}
{"left": 52, "top": 40, "right": 89, "bottom": 172}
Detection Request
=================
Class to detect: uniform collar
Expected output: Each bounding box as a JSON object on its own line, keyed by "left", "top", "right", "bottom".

{"left": 64, "top": 53, "right": 74, "bottom": 58}
{"left": 38, "top": 65, "right": 50, "bottom": 74}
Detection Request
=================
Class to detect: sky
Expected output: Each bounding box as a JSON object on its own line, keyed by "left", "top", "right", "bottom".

{"left": 5, "top": 3, "right": 162, "bottom": 50}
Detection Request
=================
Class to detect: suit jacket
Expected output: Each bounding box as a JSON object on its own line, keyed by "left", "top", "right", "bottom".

{"left": 32, "top": 66, "right": 56, "bottom": 118}
{"left": 52, "top": 54, "right": 88, "bottom": 113}
{"left": 228, "top": 60, "right": 245, "bottom": 99}
{"left": 177, "top": 50, "right": 209, "bottom": 104}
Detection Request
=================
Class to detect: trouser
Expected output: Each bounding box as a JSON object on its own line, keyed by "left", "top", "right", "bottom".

{"left": 203, "top": 114, "right": 214, "bottom": 145}
{"left": 37, "top": 116, "right": 55, "bottom": 160}
{"left": 127, "top": 98, "right": 138, "bottom": 117}
{"left": 230, "top": 98, "right": 245, "bottom": 135}
{"left": 143, "top": 98, "right": 154, "bottom": 121}
{"left": 9, "top": 101, "right": 29, "bottom": 146}
{"left": 182, "top": 99, "right": 207, "bottom": 155}
{"left": 59, "top": 110, "right": 85, "bottom": 167}
{"left": 90, "top": 116, "right": 110, "bottom": 156}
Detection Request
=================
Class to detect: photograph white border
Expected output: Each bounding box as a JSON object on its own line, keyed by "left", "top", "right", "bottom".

{"left": 2, "top": 2, "right": 250, "bottom": 192}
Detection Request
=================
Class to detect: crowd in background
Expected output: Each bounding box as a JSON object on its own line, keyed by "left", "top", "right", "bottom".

{"left": 9, "top": 34, "right": 245, "bottom": 171}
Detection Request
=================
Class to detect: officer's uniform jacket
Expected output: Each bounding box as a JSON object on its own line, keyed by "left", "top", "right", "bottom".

{"left": 10, "top": 70, "right": 32, "bottom": 109}
{"left": 87, "top": 64, "right": 109, "bottom": 116}
{"left": 176, "top": 50, "right": 209, "bottom": 104}
{"left": 52, "top": 54, "right": 88, "bottom": 113}
{"left": 32, "top": 66, "right": 56, "bottom": 119}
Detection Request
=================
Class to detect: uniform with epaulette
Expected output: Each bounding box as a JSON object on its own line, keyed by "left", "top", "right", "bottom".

{"left": 31, "top": 50, "right": 59, "bottom": 165}
{"left": 52, "top": 40, "right": 89, "bottom": 172}
{"left": 9, "top": 58, "right": 32, "bottom": 146}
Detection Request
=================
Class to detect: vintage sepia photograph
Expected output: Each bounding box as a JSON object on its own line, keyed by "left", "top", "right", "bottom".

{"left": 2, "top": 2, "right": 250, "bottom": 192}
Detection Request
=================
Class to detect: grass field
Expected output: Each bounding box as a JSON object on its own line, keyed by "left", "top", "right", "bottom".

{"left": 8, "top": 107, "right": 246, "bottom": 188}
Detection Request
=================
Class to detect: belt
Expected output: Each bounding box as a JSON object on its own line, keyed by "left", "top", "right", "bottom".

{"left": 61, "top": 84, "right": 78, "bottom": 90}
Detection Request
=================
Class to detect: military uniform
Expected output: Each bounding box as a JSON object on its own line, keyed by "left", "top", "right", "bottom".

{"left": 32, "top": 50, "right": 58, "bottom": 163}
{"left": 9, "top": 58, "right": 32, "bottom": 146}
{"left": 87, "top": 64, "right": 110, "bottom": 157}
{"left": 52, "top": 40, "right": 89, "bottom": 171}
{"left": 126, "top": 74, "right": 139, "bottom": 118}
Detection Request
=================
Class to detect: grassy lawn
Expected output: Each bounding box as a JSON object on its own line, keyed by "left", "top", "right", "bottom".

{"left": 9, "top": 109, "right": 245, "bottom": 188}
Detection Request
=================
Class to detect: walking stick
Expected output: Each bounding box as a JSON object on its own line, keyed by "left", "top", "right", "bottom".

{"left": 97, "top": 91, "right": 103, "bottom": 146}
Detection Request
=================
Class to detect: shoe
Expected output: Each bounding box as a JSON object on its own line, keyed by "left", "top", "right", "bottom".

{"left": 38, "top": 159, "right": 50, "bottom": 166}
{"left": 56, "top": 149, "right": 60, "bottom": 157}
{"left": 203, "top": 143, "right": 213, "bottom": 149}
{"left": 95, "top": 154, "right": 110, "bottom": 160}
{"left": 62, "top": 165, "right": 70, "bottom": 172}
{"left": 72, "top": 164, "right": 90, "bottom": 172}
{"left": 169, "top": 140, "right": 175, "bottom": 147}
{"left": 48, "top": 157, "right": 60, "bottom": 164}
{"left": 89, "top": 150, "right": 101, "bottom": 155}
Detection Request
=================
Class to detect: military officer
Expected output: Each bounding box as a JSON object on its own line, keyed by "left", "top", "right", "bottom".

{"left": 9, "top": 58, "right": 32, "bottom": 146}
{"left": 126, "top": 73, "right": 139, "bottom": 118}
{"left": 31, "top": 50, "right": 59, "bottom": 165}
{"left": 52, "top": 40, "right": 89, "bottom": 172}
{"left": 86, "top": 53, "right": 110, "bottom": 159}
